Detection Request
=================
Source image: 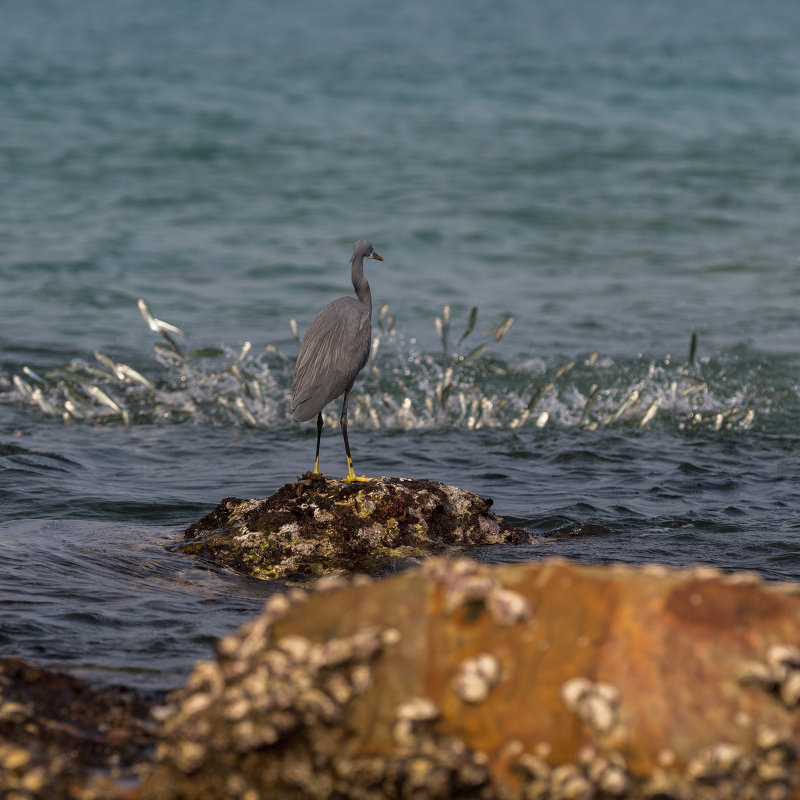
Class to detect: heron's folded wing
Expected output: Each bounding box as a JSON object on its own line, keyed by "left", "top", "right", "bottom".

{"left": 291, "top": 297, "right": 371, "bottom": 421}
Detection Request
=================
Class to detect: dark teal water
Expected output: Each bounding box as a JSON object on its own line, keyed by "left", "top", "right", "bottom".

{"left": 2, "top": 0, "right": 800, "bottom": 690}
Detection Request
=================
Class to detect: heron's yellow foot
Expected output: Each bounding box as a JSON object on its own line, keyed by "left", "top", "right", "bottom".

{"left": 343, "top": 458, "right": 371, "bottom": 483}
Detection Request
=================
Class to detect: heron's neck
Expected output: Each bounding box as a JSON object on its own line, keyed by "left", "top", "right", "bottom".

{"left": 351, "top": 256, "right": 372, "bottom": 317}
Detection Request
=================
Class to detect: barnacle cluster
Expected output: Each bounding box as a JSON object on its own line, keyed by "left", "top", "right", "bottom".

{"left": 423, "top": 556, "right": 533, "bottom": 624}
{"left": 146, "top": 582, "right": 496, "bottom": 800}
{"left": 560, "top": 678, "right": 621, "bottom": 737}
{"left": 739, "top": 644, "right": 800, "bottom": 709}
{"left": 515, "top": 744, "right": 631, "bottom": 799}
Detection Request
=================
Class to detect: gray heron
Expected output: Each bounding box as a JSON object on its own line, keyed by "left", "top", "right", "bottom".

{"left": 291, "top": 240, "right": 384, "bottom": 481}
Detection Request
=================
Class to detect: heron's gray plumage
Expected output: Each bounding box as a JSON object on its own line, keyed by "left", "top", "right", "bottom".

{"left": 290, "top": 240, "right": 383, "bottom": 479}
{"left": 291, "top": 296, "right": 370, "bottom": 422}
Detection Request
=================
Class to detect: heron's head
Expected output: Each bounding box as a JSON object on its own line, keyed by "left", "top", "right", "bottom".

{"left": 351, "top": 240, "right": 384, "bottom": 264}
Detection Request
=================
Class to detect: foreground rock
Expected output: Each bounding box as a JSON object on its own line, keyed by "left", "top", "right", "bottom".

{"left": 178, "top": 474, "right": 534, "bottom": 580}
{"left": 0, "top": 657, "right": 158, "bottom": 800}
{"left": 144, "top": 558, "right": 800, "bottom": 799}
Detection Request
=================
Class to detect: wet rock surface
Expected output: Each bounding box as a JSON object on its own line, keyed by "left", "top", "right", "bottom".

{"left": 178, "top": 473, "right": 534, "bottom": 580}
{"left": 0, "top": 657, "right": 159, "bottom": 800}
{"left": 143, "top": 558, "right": 800, "bottom": 799}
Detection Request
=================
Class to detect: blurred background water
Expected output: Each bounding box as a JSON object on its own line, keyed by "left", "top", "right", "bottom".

{"left": 1, "top": 0, "right": 799, "bottom": 691}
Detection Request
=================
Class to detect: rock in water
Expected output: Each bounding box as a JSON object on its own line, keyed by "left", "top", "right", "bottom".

{"left": 178, "top": 474, "right": 534, "bottom": 580}
{"left": 0, "top": 657, "right": 158, "bottom": 799}
{"left": 143, "top": 558, "right": 800, "bottom": 800}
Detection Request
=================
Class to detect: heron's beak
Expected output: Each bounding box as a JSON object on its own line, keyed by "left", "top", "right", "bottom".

{"left": 371, "top": 251, "right": 384, "bottom": 261}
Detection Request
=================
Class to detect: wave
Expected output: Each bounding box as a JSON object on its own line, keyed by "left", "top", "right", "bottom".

{"left": 1, "top": 299, "right": 792, "bottom": 432}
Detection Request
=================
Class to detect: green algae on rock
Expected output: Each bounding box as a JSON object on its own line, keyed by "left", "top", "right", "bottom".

{"left": 177, "top": 473, "right": 535, "bottom": 581}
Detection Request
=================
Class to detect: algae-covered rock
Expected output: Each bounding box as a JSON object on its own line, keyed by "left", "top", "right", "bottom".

{"left": 178, "top": 474, "right": 534, "bottom": 580}
{"left": 0, "top": 657, "right": 158, "bottom": 800}
{"left": 143, "top": 558, "right": 800, "bottom": 799}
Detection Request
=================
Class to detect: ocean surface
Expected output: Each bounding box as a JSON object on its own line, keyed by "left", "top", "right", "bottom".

{"left": 2, "top": 0, "right": 799, "bottom": 692}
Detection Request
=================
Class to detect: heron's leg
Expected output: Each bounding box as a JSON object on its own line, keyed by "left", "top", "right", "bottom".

{"left": 314, "top": 413, "right": 323, "bottom": 473}
{"left": 341, "top": 391, "right": 370, "bottom": 482}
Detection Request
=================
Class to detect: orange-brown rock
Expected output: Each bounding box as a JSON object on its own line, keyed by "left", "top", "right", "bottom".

{"left": 143, "top": 558, "right": 800, "bottom": 799}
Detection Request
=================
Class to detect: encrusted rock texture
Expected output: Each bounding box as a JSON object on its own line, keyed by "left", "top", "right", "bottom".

{"left": 0, "top": 657, "right": 159, "bottom": 800}
{"left": 143, "top": 558, "right": 800, "bottom": 800}
{"left": 178, "top": 473, "right": 534, "bottom": 580}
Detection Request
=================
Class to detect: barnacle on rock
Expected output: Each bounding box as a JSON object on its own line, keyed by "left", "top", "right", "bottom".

{"left": 453, "top": 653, "right": 502, "bottom": 704}
{"left": 560, "top": 677, "right": 620, "bottom": 736}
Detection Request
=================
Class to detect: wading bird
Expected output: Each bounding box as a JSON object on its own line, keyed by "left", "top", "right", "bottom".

{"left": 291, "top": 240, "right": 383, "bottom": 481}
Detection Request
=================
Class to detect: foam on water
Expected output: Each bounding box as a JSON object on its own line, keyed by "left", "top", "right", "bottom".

{"left": 4, "top": 299, "right": 792, "bottom": 434}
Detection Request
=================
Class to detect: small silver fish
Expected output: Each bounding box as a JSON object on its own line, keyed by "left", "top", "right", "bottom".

{"left": 611, "top": 389, "right": 641, "bottom": 423}
{"left": 553, "top": 360, "right": 575, "bottom": 379}
{"left": 378, "top": 303, "right": 390, "bottom": 327}
{"left": 679, "top": 379, "right": 707, "bottom": 397}
{"left": 138, "top": 299, "right": 185, "bottom": 337}
{"left": 578, "top": 385, "right": 601, "bottom": 427}
{"left": 153, "top": 343, "right": 185, "bottom": 363}
{"left": 494, "top": 315, "right": 514, "bottom": 341}
{"left": 13, "top": 375, "right": 34, "bottom": 400}
{"left": 639, "top": 396, "right": 661, "bottom": 428}
{"left": 264, "top": 344, "right": 289, "bottom": 362}
{"left": 82, "top": 365, "right": 119, "bottom": 383}
{"left": 440, "top": 382, "right": 453, "bottom": 412}
{"left": 116, "top": 363, "right": 155, "bottom": 391}
{"left": 509, "top": 411, "right": 527, "bottom": 429}
{"left": 22, "top": 366, "right": 47, "bottom": 385}
{"left": 526, "top": 382, "right": 554, "bottom": 412}
{"left": 461, "top": 343, "right": 487, "bottom": 364}
{"left": 64, "top": 399, "right": 86, "bottom": 419}
{"left": 368, "top": 404, "right": 380, "bottom": 428}
{"left": 31, "top": 388, "right": 57, "bottom": 416}
{"left": 94, "top": 351, "right": 124, "bottom": 380}
{"left": 138, "top": 299, "right": 184, "bottom": 352}
{"left": 458, "top": 307, "right": 478, "bottom": 345}
{"left": 441, "top": 304, "right": 450, "bottom": 352}
{"left": 85, "top": 384, "right": 124, "bottom": 415}
{"left": 234, "top": 397, "right": 257, "bottom": 426}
